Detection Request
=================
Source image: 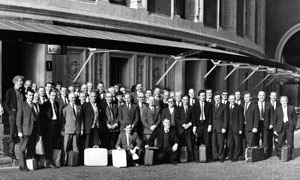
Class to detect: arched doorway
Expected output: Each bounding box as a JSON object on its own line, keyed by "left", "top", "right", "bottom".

{"left": 275, "top": 25, "right": 300, "bottom": 106}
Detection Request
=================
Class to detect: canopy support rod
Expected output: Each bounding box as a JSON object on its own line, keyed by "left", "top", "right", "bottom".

{"left": 73, "top": 50, "right": 119, "bottom": 82}
{"left": 204, "top": 60, "right": 221, "bottom": 79}
{"left": 253, "top": 74, "right": 271, "bottom": 90}
{"left": 265, "top": 77, "right": 275, "bottom": 87}
{"left": 155, "top": 58, "right": 178, "bottom": 86}
{"left": 224, "top": 67, "right": 237, "bottom": 80}
{"left": 238, "top": 67, "right": 259, "bottom": 88}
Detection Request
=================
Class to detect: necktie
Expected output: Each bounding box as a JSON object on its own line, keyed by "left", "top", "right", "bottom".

{"left": 244, "top": 103, "right": 248, "bottom": 115}
{"left": 73, "top": 104, "right": 77, "bottom": 117}
{"left": 215, "top": 103, "right": 219, "bottom": 109}
{"left": 184, "top": 106, "right": 187, "bottom": 114}
{"left": 231, "top": 104, "right": 234, "bottom": 109}
{"left": 201, "top": 102, "right": 204, "bottom": 120}
{"left": 165, "top": 129, "right": 169, "bottom": 133}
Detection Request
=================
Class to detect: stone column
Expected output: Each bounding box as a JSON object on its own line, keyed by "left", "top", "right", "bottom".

{"left": 220, "top": 0, "right": 234, "bottom": 30}
{"left": 174, "top": 61, "right": 185, "bottom": 93}
{"left": 245, "top": 0, "right": 255, "bottom": 40}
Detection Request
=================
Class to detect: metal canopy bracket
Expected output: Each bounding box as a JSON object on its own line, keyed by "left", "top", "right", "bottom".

{"left": 73, "top": 49, "right": 120, "bottom": 82}
{"left": 204, "top": 60, "right": 221, "bottom": 79}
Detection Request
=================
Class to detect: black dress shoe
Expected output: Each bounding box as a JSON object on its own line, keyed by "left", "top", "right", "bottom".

{"left": 219, "top": 158, "right": 225, "bottom": 163}
{"left": 231, "top": 158, "right": 238, "bottom": 162}
{"left": 210, "top": 159, "right": 218, "bottom": 162}
{"left": 47, "top": 164, "right": 58, "bottom": 168}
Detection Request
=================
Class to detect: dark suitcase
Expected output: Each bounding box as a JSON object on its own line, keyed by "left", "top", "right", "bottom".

{"left": 144, "top": 147, "right": 157, "bottom": 165}
{"left": 245, "top": 147, "right": 265, "bottom": 162}
{"left": 179, "top": 146, "right": 189, "bottom": 163}
{"left": 199, "top": 144, "right": 207, "bottom": 163}
{"left": 67, "top": 151, "right": 79, "bottom": 166}
{"left": 281, "top": 145, "right": 291, "bottom": 162}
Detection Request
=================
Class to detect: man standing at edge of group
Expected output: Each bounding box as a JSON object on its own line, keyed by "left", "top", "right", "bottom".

{"left": 3, "top": 75, "right": 25, "bottom": 160}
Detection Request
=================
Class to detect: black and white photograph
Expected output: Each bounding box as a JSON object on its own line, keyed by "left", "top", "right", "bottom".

{"left": 0, "top": 0, "right": 300, "bottom": 179}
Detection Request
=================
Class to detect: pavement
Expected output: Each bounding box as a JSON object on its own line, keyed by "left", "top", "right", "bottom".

{"left": 0, "top": 131, "right": 300, "bottom": 180}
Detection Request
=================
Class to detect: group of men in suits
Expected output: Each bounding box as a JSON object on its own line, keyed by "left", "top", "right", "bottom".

{"left": 2, "top": 76, "right": 297, "bottom": 171}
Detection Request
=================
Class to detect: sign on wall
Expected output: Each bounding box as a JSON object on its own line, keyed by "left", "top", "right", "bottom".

{"left": 47, "top": 45, "right": 67, "bottom": 55}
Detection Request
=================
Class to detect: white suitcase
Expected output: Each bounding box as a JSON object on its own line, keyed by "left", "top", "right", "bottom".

{"left": 112, "top": 149, "right": 127, "bottom": 168}
{"left": 26, "top": 159, "right": 37, "bottom": 170}
{"left": 84, "top": 146, "right": 108, "bottom": 166}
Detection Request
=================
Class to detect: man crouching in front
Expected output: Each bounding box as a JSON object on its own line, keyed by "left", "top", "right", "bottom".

{"left": 145, "top": 118, "right": 179, "bottom": 165}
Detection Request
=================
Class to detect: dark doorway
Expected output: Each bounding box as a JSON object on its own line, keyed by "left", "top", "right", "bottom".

{"left": 110, "top": 56, "right": 129, "bottom": 87}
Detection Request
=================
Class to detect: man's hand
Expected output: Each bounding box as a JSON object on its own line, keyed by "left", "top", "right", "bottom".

{"left": 18, "top": 132, "right": 23, "bottom": 138}
{"left": 107, "top": 124, "right": 112, "bottom": 129}
{"left": 238, "top": 131, "right": 242, "bottom": 135}
{"left": 131, "top": 124, "right": 135, "bottom": 129}
{"left": 252, "top": 128, "right": 258, "bottom": 133}
{"left": 145, "top": 145, "right": 149, "bottom": 149}
{"left": 221, "top": 128, "right": 226, "bottom": 134}
{"left": 269, "top": 125, "right": 273, "bottom": 129}
{"left": 207, "top": 125, "right": 212, "bottom": 132}
{"left": 117, "top": 147, "right": 121, "bottom": 151}
{"left": 273, "top": 131, "right": 278, "bottom": 136}
{"left": 150, "top": 125, "right": 157, "bottom": 131}
{"left": 193, "top": 127, "right": 197, "bottom": 135}
{"left": 172, "top": 143, "right": 178, "bottom": 152}
{"left": 80, "top": 130, "right": 84, "bottom": 136}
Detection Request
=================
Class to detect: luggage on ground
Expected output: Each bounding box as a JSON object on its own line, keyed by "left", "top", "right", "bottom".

{"left": 179, "top": 146, "right": 189, "bottom": 163}
{"left": 26, "top": 159, "right": 37, "bottom": 170}
{"left": 84, "top": 146, "right": 108, "bottom": 166}
{"left": 245, "top": 147, "right": 265, "bottom": 162}
{"left": 112, "top": 149, "right": 127, "bottom": 168}
{"left": 53, "top": 149, "right": 62, "bottom": 167}
{"left": 199, "top": 144, "right": 207, "bottom": 163}
{"left": 281, "top": 144, "right": 291, "bottom": 162}
{"left": 67, "top": 151, "right": 79, "bottom": 166}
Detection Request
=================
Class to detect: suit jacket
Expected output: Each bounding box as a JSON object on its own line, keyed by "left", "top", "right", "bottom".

{"left": 82, "top": 102, "right": 101, "bottom": 134}
{"left": 270, "top": 100, "right": 281, "bottom": 111}
{"left": 16, "top": 101, "right": 40, "bottom": 136}
{"left": 147, "top": 127, "right": 179, "bottom": 149}
{"left": 243, "top": 102, "right": 259, "bottom": 131}
{"left": 141, "top": 106, "right": 161, "bottom": 135}
{"left": 57, "top": 96, "right": 68, "bottom": 113}
{"left": 175, "top": 105, "right": 193, "bottom": 135}
{"left": 235, "top": 99, "right": 245, "bottom": 106}
{"left": 228, "top": 104, "right": 244, "bottom": 134}
{"left": 61, "top": 104, "right": 83, "bottom": 134}
{"left": 115, "top": 132, "right": 142, "bottom": 150}
{"left": 192, "top": 101, "right": 213, "bottom": 127}
{"left": 161, "top": 107, "right": 177, "bottom": 127}
{"left": 118, "top": 103, "right": 139, "bottom": 129}
{"left": 212, "top": 103, "right": 228, "bottom": 132}
{"left": 257, "top": 101, "right": 274, "bottom": 129}
{"left": 3, "top": 87, "right": 25, "bottom": 115}
{"left": 274, "top": 105, "right": 297, "bottom": 133}
{"left": 188, "top": 98, "right": 197, "bottom": 107}
{"left": 101, "top": 102, "right": 119, "bottom": 126}
{"left": 41, "top": 101, "right": 61, "bottom": 131}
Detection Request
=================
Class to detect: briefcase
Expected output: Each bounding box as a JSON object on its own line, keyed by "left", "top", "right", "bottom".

{"left": 26, "top": 159, "right": 38, "bottom": 170}
{"left": 112, "top": 149, "right": 127, "bottom": 168}
{"left": 179, "top": 146, "right": 189, "bottom": 163}
{"left": 67, "top": 151, "right": 79, "bottom": 166}
{"left": 281, "top": 145, "right": 291, "bottom": 162}
{"left": 84, "top": 146, "right": 108, "bottom": 166}
{"left": 144, "top": 149, "right": 154, "bottom": 166}
{"left": 37, "top": 155, "right": 47, "bottom": 169}
{"left": 245, "top": 147, "right": 265, "bottom": 162}
{"left": 199, "top": 144, "right": 207, "bottom": 163}
{"left": 53, "top": 149, "right": 62, "bottom": 167}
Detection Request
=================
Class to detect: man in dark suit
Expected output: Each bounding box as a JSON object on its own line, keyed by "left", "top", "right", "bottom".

{"left": 227, "top": 95, "right": 243, "bottom": 162}
{"left": 116, "top": 125, "right": 143, "bottom": 166}
{"left": 161, "top": 98, "right": 177, "bottom": 128}
{"left": 57, "top": 87, "right": 69, "bottom": 112}
{"left": 61, "top": 93, "right": 83, "bottom": 165}
{"left": 188, "top": 88, "right": 197, "bottom": 107}
{"left": 136, "top": 92, "right": 148, "bottom": 137}
{"left": 243, "top": 91, "right": 259, "bottom": 147}
{"left": 175, "top": 92, "right": 183, "bottom": 108}
{"left": 235, "top": 91, "right": 244, "bottom": 106}
{"left": 206, "top": 89, "right": 213, "bottom": 103}
{"left": 16, "top": 89, "right": 40, "bottom": 171}
{"left": 221, "top": 90, "right": 229, "bottom": 105}
{"left": 82, "top": 92, "right": 101, "bottom": 148}
{"left": 102, "top": 92, "right": 119, "bottom": 149}
{"left": 3, "top": 75, "right": 25, "bottom": 159}
{"left": 141, "top": 96, "right": 161, "bottom": 142}
{"left": 269, "top": 91, "right": 281, "bottom": 156}
{"left": 211, "top": 92, "right": 228, "bottom": 162}
{"left": 145, "top": 118, "right": 179, "bottom": 164}
{"left": 192, "top": 90, "right": 213, "bottom": 160}
{"left": 159, "top": 90, "right": 170, "bottom": 109}
{"left": 256, "top": 91, "right": 274, "bottom": 158}
{"left": 175, "top": 95, "right": 193, "bottom": 161}
{"left": 43, "top": 90, "right": 61, "bottom": 168}
{"left": 118, "top": 93, "right": 139, "bottom": 131}
{"left": 96, "top": 81, "right": 106, "bottom": 104}
{"left": 273, "top": 96, "right": 297, "bottom": 160}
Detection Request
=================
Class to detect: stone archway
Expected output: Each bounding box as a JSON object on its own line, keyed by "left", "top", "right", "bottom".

{"left": 275, "top": 23, "right": 300, "bottom": 62}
